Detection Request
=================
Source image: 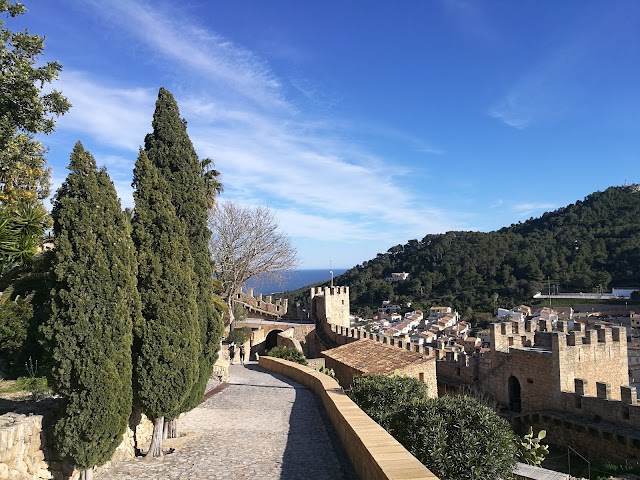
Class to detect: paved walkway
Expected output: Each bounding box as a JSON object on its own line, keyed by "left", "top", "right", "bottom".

{"left": 97, "top": 362, "right": 356, "bottom": 480}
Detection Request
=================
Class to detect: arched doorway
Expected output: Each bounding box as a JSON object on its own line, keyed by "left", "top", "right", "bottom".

{"left": 265, "top": 329, "right": 282, "bottom": 351}
{"left": 508, "top": 376, "right": 521, "bottom": 413}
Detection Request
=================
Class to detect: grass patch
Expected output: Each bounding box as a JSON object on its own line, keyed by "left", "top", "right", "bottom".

{"left": 0, "top": 376, "right": 49, "bottom": 401}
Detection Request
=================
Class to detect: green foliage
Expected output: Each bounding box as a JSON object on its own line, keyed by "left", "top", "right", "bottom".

{"left": 144, "top": 88, "right": 223, "bottom": 411}
{"left": 232, "top": 302, "right": 247, "bottom": 322}
{"left": 287, "top": 186, "right": 640, "bottom": 315}
{"left": 351, "top": 374, "right": 428, "bottom": 426}
{"left": 351, "top": 375, "right": 517, "bottom": 480}
{"left": 518, "top": 426, "right": 549, "bottom": 466}
{"left": 43, "top": 142, "right": 139, "bottom": 470}
{"left": 0, "top": 1, "right": 70, "bottom": 272}
{"left": 227, "top": 326, "right": 251, "bottom": 345}
{"left": 314, "top": 364, "right": 336, "bottom": 379}
{"left": 0, "top": 251, "right": 53, "bottom": 375}
{"left": 0, "top": 201, "right": 48, "bottom": 274}
{"left": 131, "top": 149, "right": 200, "bottom": 420}
{"left": 15, "top": 375, "right": 48, "bottom": 400}
{"left": 266, "top": 346, "right": 308, "bottom": 366}
{"left": 0, "top": 294, "right": 30, "bottom": 363}
{"left": 0, "top": 1, "right": 70, "bottom": 144}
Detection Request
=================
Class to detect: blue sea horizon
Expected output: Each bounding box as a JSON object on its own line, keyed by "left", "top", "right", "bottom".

{"left": 245, "top": 268, "right": 348, "bottom": 295}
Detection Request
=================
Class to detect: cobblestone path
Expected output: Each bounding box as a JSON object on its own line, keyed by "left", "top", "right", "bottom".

{"left": 97, "top": 362, "right": 356, "bottom": 480}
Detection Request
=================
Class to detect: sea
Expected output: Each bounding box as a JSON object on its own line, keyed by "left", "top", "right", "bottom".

{"left": 244, "top": 269, "right": 348, "bottom": 295}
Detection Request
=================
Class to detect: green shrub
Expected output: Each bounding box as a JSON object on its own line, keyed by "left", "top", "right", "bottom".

{"left": 393, "top": 396, "right": 517, "bottom": 480}
{"left": 351, "top": 374, "right": 517, "bottom": 480}
{"left": 314, "top": 364, "right": 336, "bottom": 379}
{"left": 351, "top": 374, "right": 428, "bottom": 427}
{"left": 227, "top": 326, "right": 251, "bottom": 345}
{"left": 266, "top": 346, "right": 308, "bottom": 365}
{"left": 0, "top": 297, "right": 31, "bottom": 366}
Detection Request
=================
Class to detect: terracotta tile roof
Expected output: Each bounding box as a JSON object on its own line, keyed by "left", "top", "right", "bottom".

{"left": 322, "top": 339, "right": 429, "bottom": 375}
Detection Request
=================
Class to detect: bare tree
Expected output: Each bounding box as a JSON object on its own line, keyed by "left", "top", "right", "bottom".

{"left": 208, "top": 201, "right": 299, "bottom": 326}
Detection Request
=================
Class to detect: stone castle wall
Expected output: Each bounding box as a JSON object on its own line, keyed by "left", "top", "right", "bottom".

{"left": 234, "top": 287, "right": 288, "bottom": 317}
{"left": 310, "top": 286, "right": 350, "bottom": 328}
{"left": 0, "top": 409, "right": 152, "bottom": 480}
{"left": 436, "top": 319, "right": 637, "bottom": 462}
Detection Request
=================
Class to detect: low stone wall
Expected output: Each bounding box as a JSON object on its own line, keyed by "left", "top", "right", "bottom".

{"left": 0, "top": 408, "right": 152, "bottom": 480}
{"left": 259, "top": 356, "right": 439, "bottom": 480}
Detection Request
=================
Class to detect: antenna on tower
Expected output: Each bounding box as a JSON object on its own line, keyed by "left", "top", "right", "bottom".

{"left": 330, "top": 260, "right": 334, "bottom": 287}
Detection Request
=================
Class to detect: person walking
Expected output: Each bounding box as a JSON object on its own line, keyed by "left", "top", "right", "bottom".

{"left": 239, "top": 344, "right": 246, "bottom": 365}
{"left": 228, "top": 342, "right": 236, "bottom": 365}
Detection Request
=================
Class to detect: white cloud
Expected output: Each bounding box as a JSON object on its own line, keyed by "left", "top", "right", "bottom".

{"left": 55, "top": 71, "right": 154, "bottom": 152}
{"left": 85, "top": 0, "right": 289, "bottom": 112}
{"left": 512, "top": 203, "right": 556, "bottom": 214}
{"left": 54, "top": 0, "right": 466, "bottom": 263}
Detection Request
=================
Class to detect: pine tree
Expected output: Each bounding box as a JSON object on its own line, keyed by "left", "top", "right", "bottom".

{"left": 144, "top": 88, "right": 223, "bottom": 417}
{"left": 130, "top": 149, "right": 200, "bottom": 456}
{"left": 44, "top": 142, "right": 140, "bottom": 480}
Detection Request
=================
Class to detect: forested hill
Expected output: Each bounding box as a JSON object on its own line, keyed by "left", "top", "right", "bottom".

{"left": 307, "top": 185, "right": 640, "bottom": 316}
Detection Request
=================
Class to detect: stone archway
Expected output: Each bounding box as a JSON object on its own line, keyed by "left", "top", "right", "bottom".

{"left": 265, "top": 329, "right": 283, "bottom": 351}
{"left": 508, "top": 376, "right": 521, "bottom": 413}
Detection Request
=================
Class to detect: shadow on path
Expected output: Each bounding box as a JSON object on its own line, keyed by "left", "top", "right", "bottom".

{"left": 242, "top": 363, "right": 357, "bottom": 480}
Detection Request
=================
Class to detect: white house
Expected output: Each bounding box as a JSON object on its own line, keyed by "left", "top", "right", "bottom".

{"left": 386, "top": 272, "right": 410, "bottom": 282}
{"left": 613, "top": 287, "right": 640, "bottom": 298}
{"left": 497, "top": 308, "right": 525, "bottom": 322}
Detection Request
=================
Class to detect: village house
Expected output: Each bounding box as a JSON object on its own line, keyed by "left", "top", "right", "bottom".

{"left": 386, "top": 272, "right": 410, "bottom": 282}
{"left": 321, "top": 338, "right": 437, "bottom": 395}
{"left": 429, "top": 305, "right": 451, "bottom": 316}
{"left": 497, "top": 308, "right": 525, "bottom": 322}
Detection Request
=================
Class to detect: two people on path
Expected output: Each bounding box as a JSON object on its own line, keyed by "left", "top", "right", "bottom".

{"left": 229, "top": 342, "right": 246, "bottom": 365}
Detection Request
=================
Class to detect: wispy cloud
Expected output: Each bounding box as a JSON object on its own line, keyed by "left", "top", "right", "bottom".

{"left": 54, "top": 0, "right": 464, "bottom": 262}
{"left": 55, "top": 71, "right": 155, "bottom": 151}
{"left": 488, "top": 4, "right": 626, "bottom": 129}
{"left": 84, "top": 0, "right": 288, "bottom": 112}
{"left": 512, "top": 203, "right": 556, "bottom": 215}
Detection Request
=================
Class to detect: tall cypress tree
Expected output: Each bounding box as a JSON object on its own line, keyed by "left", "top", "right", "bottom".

{"left": 130, "top": 149, "right": 200, "bottom": 456}
{"left": 44, "top": 142, "right": 140, "bottom": 480}
{"left": 144, "top": 88, "right": 223, "bottom": 414}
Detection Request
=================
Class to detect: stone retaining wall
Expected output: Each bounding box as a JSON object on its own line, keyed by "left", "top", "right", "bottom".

{"left": 259, "top": 356, "right": 439, "bottom": 480}
{"left": 0, "top": 409, "right": 152, "bottom": 480}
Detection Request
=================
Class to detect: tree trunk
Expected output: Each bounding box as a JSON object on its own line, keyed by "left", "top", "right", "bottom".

{"left": 163, "top": 419, "right": 168, "bottom": 439}
{"left": 147, "top": 416, "right": 164, "bottom": 457}
{"left": 166, "top": 418, "right": 178, "bottom": 438}
{"left": 227, "top": 298, "right": 235, "bottom": 330}
{"left": 80, "top": 468, "right": 94, "bottom": 480}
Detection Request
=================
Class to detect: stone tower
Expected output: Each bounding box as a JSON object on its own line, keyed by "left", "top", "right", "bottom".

{"left": 310, "top": 286, "right": 350, "bottom": 328}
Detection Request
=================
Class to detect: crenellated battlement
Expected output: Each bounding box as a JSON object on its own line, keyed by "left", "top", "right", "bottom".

{"left": 327, "top": 324, "right": 434, "bottom": 358}
{"left": 311, "top": 285, "right": 350, "bottom": 328}
{"left": 310, "top": 286, "right": 350, "bottom": 297}
{"left": 234, "top": 287, "right": 288, "bottom": 317}
{"left": 489, "top": 319, "right": 626, "bottom": 354}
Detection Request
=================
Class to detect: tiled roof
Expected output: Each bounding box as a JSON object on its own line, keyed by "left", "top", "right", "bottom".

{"left": 322, "top": 339, "right": 429, "bottom": 375}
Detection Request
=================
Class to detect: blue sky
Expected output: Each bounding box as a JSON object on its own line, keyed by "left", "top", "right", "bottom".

{"left": 14, "top": 0, "right": 640, "bottom": 268}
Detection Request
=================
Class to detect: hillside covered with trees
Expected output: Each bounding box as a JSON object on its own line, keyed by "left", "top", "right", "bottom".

{"left": 291, "top": 185, "right": 640, "bottom": 317}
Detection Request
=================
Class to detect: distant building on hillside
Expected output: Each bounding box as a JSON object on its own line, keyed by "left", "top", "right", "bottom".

{"left": 386, "top": 272, "right": 410, "bottom": 282}
{"left": 613, "top": 287, "right": 640, "bottom": 298}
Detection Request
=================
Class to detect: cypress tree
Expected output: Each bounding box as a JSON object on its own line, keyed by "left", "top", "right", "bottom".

{"left": 44, "top": 142, "right": 140, "bottom": 480}
{"left": 130, "top": 149, "right": 200, "bottom": 456}
{"left": 144, "top": 88, "right": 223, "bottom": 416}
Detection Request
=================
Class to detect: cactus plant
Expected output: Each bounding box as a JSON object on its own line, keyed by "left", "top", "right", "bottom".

{"left": 518, "top": 426, "right": 549, "bottom": 466}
